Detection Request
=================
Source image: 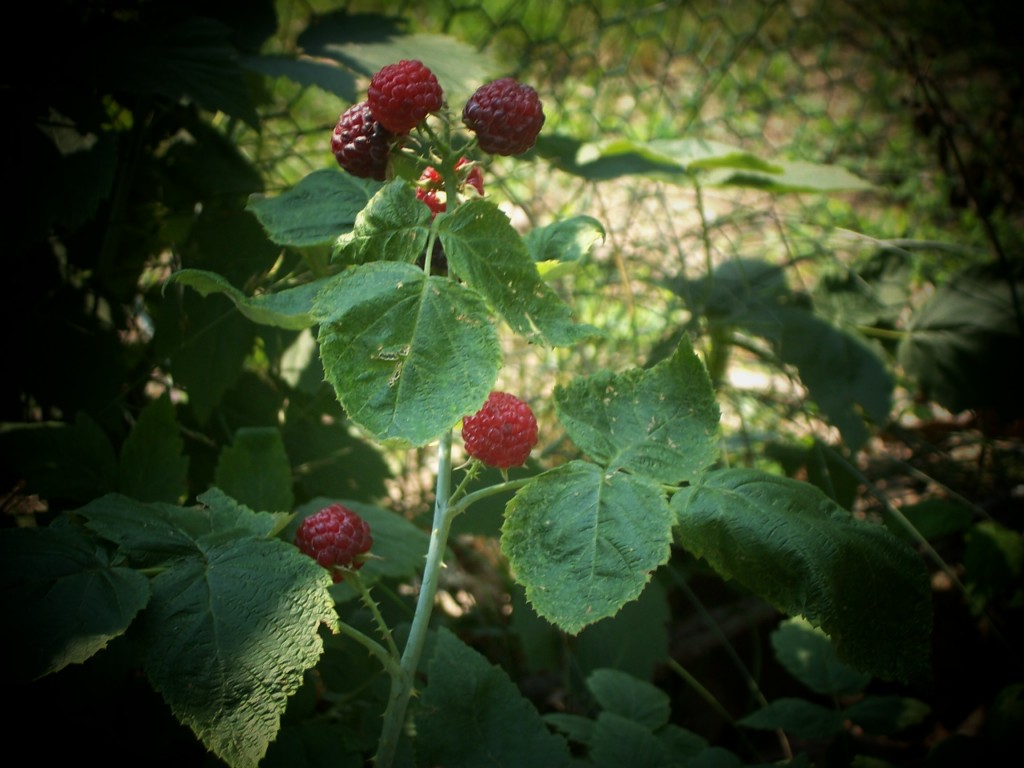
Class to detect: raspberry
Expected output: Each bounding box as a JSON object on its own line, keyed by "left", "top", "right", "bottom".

{"left": 416, "top": 186, "right": 446, "bottom": 218}
{"left": 461, "top": 391, "right": 538, "bottom": 469}
{"left": 463, "top": 78, "right": 545, "bottom": 156}
{"left": 294, "top": 503, "right": 373, "bottom": 583}
{"left": 330, "top": 102, "right": 392, "bottom": 180}
{"left": 367, "top": 59, "right": 444, "bottom": 134}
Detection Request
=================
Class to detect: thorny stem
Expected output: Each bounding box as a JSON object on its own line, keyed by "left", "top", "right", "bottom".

{"left": 374, "top": 430, "right": 455, "bottom": 767}
{"left": 347, "top": 569, "right": 400, "bottom": 660}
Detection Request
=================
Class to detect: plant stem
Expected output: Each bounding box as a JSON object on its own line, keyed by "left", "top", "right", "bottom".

{"left": 348, "top": 570, "right": 401, "bottom": 660}
{"left": 374, "top": 430, "right": 455, "bottom": 767}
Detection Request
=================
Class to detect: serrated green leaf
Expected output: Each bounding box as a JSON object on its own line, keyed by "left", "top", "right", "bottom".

{"left": 440, "top": 198, "right": 599, "bottom": 346}
{"left": 587, "top": 669, "right": 671, "bottom": 730}
{"left": 241, "top": 53, "right": 359, "bottom": 101}
{"left": 332, "top": 180, "right": 431, "bottom": 264}
{"left": 0, "top": 526, "right": 150, "bottom": 682}
{"left": 524, "top": 215, "right": 605, "bottom": 279}
{"left": 673, "top": 468, "right": 933, "bottom": 683}
{"left": 247, "top": 168, "right": 381, "bottom": 246}
{"left": 590, "top": 712, "right": 674, "bottom": 768}
{"left": 844, "top": 695, "right": 931, "bottom": 736}
{"left": 503, "top": 461, "right": 673, "bottom": 635}
{"left": 118, "top": 394, "right": 189, "bottom": 503}
{"left": 75, "top": 492, "right": 286, "bottom": 566}
{"left": 883, "top": 498, "right": 973, "bottom": 542}
{"left": 416, "top": 628, "right": 571, "bottom": 767}
{"left": 771, "top": 617, "right": 871, "bottom": 696}
{"left": 315, "top": 261, "right": 500, "bottom": 446}
{"left": 215, "top": 427, "right": 294, "bottom": 513}
{"left": 165, "top": 269, "right": 321, "bottom": 330}
{"left": 554, "top": 338, "right": 720, "bottom": 484}
{"left": 738, "top": 698, "right": 845, "bottom": 740}
{"left": 139, "top": 536, "right": 337, "bottom": 768}
{"left": 898, "top": 264, "right": 1024, "bottom": 417}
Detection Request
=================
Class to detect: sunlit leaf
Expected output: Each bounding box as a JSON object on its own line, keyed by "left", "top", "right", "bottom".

{"left": 165, "top": 269, "right": 321, "bottom": 330}
{"left": 554, "top": 337, "right": 720, "bottom": 484}
{"left": 315, "top": 261, "right": 500, "bottom": 446}
{"left": 247, "top": 168, "right": 381, "bottom": 246}
{"left": 440, "top": 198, "right": 599, "bottom": 346}
{"left": 503, "top": 461, "right": 672, "bottom": 634}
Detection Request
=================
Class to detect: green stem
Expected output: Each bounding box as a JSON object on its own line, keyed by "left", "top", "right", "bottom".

{"left": 336, "top": 621, "right": 397, "bottom": 677}
{"left": 374, "top": 430, "right": 455, "bottom": 767}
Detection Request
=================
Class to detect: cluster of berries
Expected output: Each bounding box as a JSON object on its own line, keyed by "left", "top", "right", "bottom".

{"left": 330, "top": 59, "right": 545, "bottom": 182}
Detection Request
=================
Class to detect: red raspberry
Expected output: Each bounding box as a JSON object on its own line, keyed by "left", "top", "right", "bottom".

{"left": 330, "top": 102, "right": 392, "bottom": 180}
{"left": 463, "top": 78, "right": 545, "bottom": 156}
{"left": 461, "top": 391, "right": 538, "bottom": 469}
{"left": 367, "top": 59, "right": 444, "bottom": 134}
{"left": 295, "top": 503, "right": 373, "bottom": 583}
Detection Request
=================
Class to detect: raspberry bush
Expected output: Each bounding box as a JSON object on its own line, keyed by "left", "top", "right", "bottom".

{"left": 4, "top": 18, "right": 943, "bottom": 768}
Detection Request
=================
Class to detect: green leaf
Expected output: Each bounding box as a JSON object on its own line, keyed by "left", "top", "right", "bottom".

{"left": 0, "top": 526, "right": 150, "bottom": 682}
{"left": 164, "top": 292, "right": 258, "bottom": 424}
{"left": 774, "top": 306, "right": 893, "bottom": 451}
{"left": 898, "top": 264, "right": 1024, "bottom": 417}
{"left": 771, "top": 617, "right": 871, "bottom": 696}
{"left": 844, "top": 695, "right": 931, "bottom": 736}
{"left": 503, "top": 461, "right": 673, "bottom": 634}
{"left": 332, "top": 179, "right": 431, "bottom": 264}
{"left": 883, "top": 498, "right": 973, "bottom": 542}
{"left": 416, "top": 628, "right": 571, "bottom": 768}
{"left": 439, "top": 198, "right": 599, "bottom": 346}
{"left": 544, "top": 713, "right": 596, "bottom": 745}
{"left": 94, "top": 17, "right": 261, "bottom": 127}
{"left": 738, "top": 698, "right": 845, "bottom": 740}
{"left": 673, "top": 468, "right": 933, "bottom": 683}
{"left": 215, "top": 427, "right": 295, "bottom": 513}
{"left": 315, "top": 261, "right": 501, "bottom": 446}
{"left": 118, "top": 394, "right": 189, "bottom": 504}
{"left": 523, "top": 215, "right": 606, "bottom": 279}
{"left": 574, "top": 577, "right": 669, "bottom": 680}
{"left": 554, "top": 337, "right": 720, "bottom": 484}
{"left": 241, "top": 53, "right": 359, "bottom": 101}
{"left": 165, "top": 269, "right": 321, "bottom": 330}
{"left": 75, "top": 492, "right": 287, "bottom": 565}
{"left": 705, "top": 158, "right": 874, "bottom": 193}
{"left": 247, "top": 168, "right": 381, "bottom": 246}
{"left": 590, "top": 712, "right": 675, "bottom": 768}
{"left": 0, "top": 412, "right": 117, "bottom": 503}
{"left": 964, "top": 521, "right": 1024, "bottom": 605}
{"left": 577, "top": 137, "right": 782, "bottom": 177}
{"left": 138, "top": 535, "right": 337, "bottom": 768}
{"left": 587, "top": 669, "right": 671, "bottom": 730}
